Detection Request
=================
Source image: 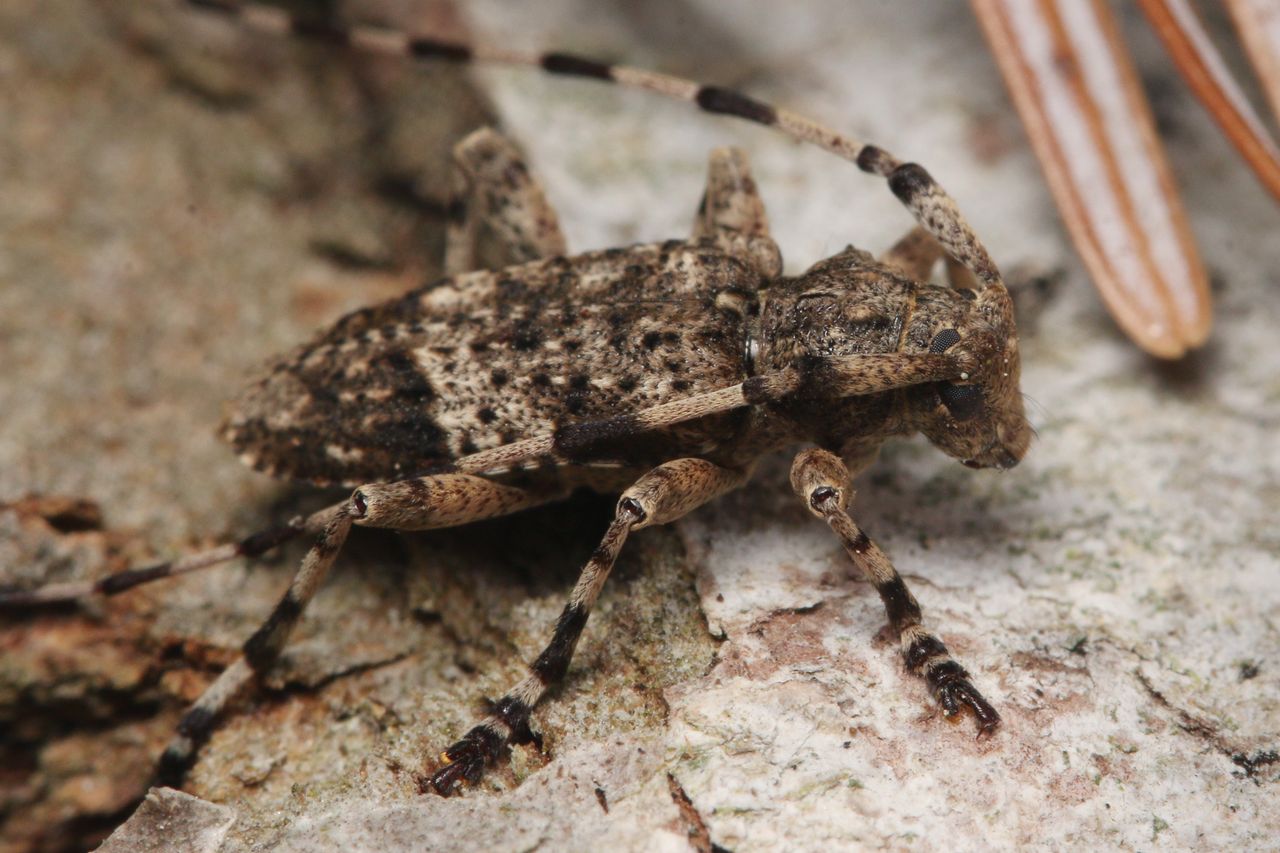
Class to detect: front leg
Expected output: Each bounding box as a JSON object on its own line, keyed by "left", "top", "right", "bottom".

{"left": 790, "top": 449, "right": 1000, "bottom": 734}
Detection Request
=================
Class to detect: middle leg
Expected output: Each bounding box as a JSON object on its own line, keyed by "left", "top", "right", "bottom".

{"left": 430, "top": 457, "right": 750, "bottom": 795}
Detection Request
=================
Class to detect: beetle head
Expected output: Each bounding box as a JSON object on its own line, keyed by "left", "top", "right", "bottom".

{"left": 906, "top": 285, "right": 1030, "bottom": 470}
{"left": 757, "top": 246, "right": 1032, "bottom": 470}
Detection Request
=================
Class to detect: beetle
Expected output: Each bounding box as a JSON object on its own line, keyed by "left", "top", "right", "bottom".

{"left": 1, "top": 0, "right": 1031, "bottom": 797}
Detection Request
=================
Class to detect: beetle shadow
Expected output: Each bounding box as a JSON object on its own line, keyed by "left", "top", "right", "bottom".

{"left": 713, "top": 446, "right": 1044, "bottom": 558}
{"left": 327, "top": 487, "right": 618, "bottom": 652}
{"left": 1143, "top": 338, "right": 1219, "bottom": 398}
{"left": 850, "top": 446, "right": 1049, "bottom": 564}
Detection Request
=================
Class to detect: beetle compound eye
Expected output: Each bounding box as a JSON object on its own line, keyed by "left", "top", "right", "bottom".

{"left": 938, "top": 382, "right": 984, "bottom": 421}
{"left": 930, "top": 329, "right": 982, "bottom": 418}
{"left": 929, "top": 328, "right": 961, "bottom": 353}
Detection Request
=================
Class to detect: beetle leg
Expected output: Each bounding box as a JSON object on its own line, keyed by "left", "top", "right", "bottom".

{"left": 789, "top": 448, "right": 1001, "bottom": 735}
{"left": 880, "top": 225, "right": 944, "bottom": 280}
{"left": 444, "top": 127, "right": 568, "bottom": 274}
{"left": 351, "top": 473, "right": 568, "bottom": 531}
{"left": 157, "top": 508, "right": 356, "bottom": 786}
{"left": 155, "top": 473, "right": 567, "bottom": 787}
{"left": 692, "top": 146, "right": 781, "bottom": 278}
{"left": 429, "top": 458, "right": 750, "bottom": 796}
{"left": 693, "top": 146, "right": 771, "bottom": 241}
{"left": 880, "top": 226, "right": 981, "bottom": 291}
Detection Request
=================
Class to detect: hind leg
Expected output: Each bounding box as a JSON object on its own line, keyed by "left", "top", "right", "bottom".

{"left": 157, "top": 472, "right": 568, "bottom": 785}
{"left": 445, "top": 127, "right": 567, "bottom": 274}
{"left": 430, "top": 458, "right": 750, "bottom": 795}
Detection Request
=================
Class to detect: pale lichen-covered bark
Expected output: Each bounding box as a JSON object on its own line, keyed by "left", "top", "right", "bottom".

{"left": 3, "top": 2, "right": 1278, "bottom": 852}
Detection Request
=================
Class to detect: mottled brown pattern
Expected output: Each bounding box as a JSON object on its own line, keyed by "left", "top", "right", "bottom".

{"left": 226, "top": 234, "right": 1027, "bottom": 486}
{"left": 224, "top": 241, "right": 761, "bottom": 486}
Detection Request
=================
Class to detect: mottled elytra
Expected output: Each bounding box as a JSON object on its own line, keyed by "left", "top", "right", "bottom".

{"left": 0, "top": 1, "right": 1032, "bottom": 797}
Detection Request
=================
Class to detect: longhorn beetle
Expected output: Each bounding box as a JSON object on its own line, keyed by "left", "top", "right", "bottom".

{"left": 2, "top": 1, "right": 1032, "bottom": 796}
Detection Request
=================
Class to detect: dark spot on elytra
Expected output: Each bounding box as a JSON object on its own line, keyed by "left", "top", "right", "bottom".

{"left": 477, "top": 407, "right": 497, "bottom": 424}
{"left": 642, "top": 331, "right": 663, "bottom": 350}
{"left": 570, "top": 374, "right": 591, "bottom": 390}
{"left": 511, "top": 320, "right": 542, "bottom": 351}
{"left": 382, "top": 350, "right": 415, "bottom": 372}
{"left": 698, "top": 328, "right": 726, "bottom": 345}
{"left": 374, "top": 416, "right": 447, "bottom": 453}
{"left": 496, "top": 277, "right": 528, "bottom": 303}
{"left": 302, "top": 381, "right": 339, "bottom": 406}
{"left": 490, "top": 369, "right": 509, "bottom": 387}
